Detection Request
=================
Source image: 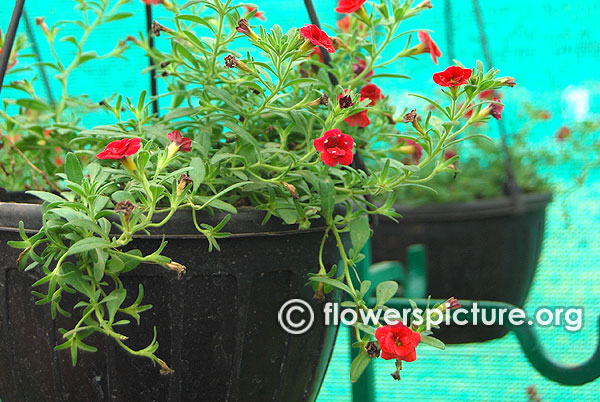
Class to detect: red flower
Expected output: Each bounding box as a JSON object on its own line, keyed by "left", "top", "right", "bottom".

{"left": 142, "top": 0, "right": 162, "bottom": 5}
{"left": 97, "top": 138, "right": 141, "bottom": 160}
{"left": 335, "top": 0, "right": 367, "bottom": 13}
{"left": 313, "top": 129, "right": 354, "bottom": 166}
{"left": 337, "top": 16, "right": 351, "bottom": 32}
{"left": 433, "top": 66, "right": 472, "bottom": 87}
{"left": 417, "top": 31, "right": 442, "bottom": 64}
{"left": 556, "top": 126, "right": 571, "bottom": 141}
{"left": 299, "top": 24, "right": 336, "bottom": 53}
{"left": 345, "top": 110, "right": 370, "bottom": 127}
{"left": 398, "top": 138, "right": 423, "bottom": 164}
{"left": 375, "top": 321, "right": 421, "bottom": 362}
{"left": 243, "top": 5, "right": 265, "bottom": 21}
{"left": 311, "top": 47, "right": 324, "bottom": 63}
{"left": 478, "top": 89, "right": 499, "bottom": 100}
{"left": 444, "top": 150, "right": 457, "bottom": 161}
{"left": 168, "top": 130, "right": 192, "bottom": 152}
{"left": 353, "top": 57, "right": 373, "bottom": 79}
{"left": 359, "top": 84, "right": 384, "bottom": 106}
{"left": 464, "top": 103, "right": 474, "bottom": 118}
{"left": 337, "top": 92, "right": 370, "bottom": 127}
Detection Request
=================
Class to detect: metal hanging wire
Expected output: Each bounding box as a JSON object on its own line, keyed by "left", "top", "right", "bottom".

{"left": 145, "top": 3, "right": 159, "bottom": 115}
{"left": 0, "top": 0, "right": 26, "bottom": 97}
{"left": 471, "top": 0, "right": 523, "bottom": 212}
{"left": 22, "top": 9, "right": 54, "bottom": 105}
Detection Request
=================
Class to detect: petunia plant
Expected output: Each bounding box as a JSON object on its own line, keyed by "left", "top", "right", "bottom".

{"left": 8, "top": 0, "right": 515, "bottom": 382}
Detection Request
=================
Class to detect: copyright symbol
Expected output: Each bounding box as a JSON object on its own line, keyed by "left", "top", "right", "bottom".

{"left": 278, "top": 299, "right": 314, "bottom": 335}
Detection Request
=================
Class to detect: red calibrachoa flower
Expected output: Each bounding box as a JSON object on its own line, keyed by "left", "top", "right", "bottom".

{"left": 167, "top": 130, "right": 192, "bottom": 152}
{"left": 345, "top": 110, "right": 370, "bottom": 127}
{"left": 311, "top": 47, "right": 324, "bottom": 63}
{"left": 416, "top": 31, "right": 442, "bottom": 64}
{"left": 398, "top": 138, "right": 423, "bottom": 164}
{"left": 142, "top": 0, "right": 162, "bottom": 5}
{"left": 337, "top": 16, "right": 351, "bottom": 32}
{"left": 335, "top": 0, "right": 367, "bottom": 14}
{"left": 97, "top": 138, "right": 141, "bottom": 160}
{"left": 375, "top": 321, "right": 421, "bottom": 362}
{"left": 444, "top": 149, "right": 457, "bottom": 161}
{"left": 478, "top": 89, "right": 499, "bottom": 100}
{"left": 243, "top": 5, "right": 265, "bottom": 21}
{"left": 360, "top": 84, "right": 384, "bottom": 106}
{"left": 556, "top": 126, "right": 571, "bottom": 141}
{"left": 299, "top": 24, "right": 336, "bottom": 53}
{"left": 433, "top": 66, "right": 472, "bottom": 87}
{"left": 313, "top": 129, "right": 354, "bottom": 167}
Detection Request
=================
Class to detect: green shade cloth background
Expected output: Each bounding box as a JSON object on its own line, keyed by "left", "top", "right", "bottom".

{"left": 1, "top": 0, "right": 599, "bottom": 400}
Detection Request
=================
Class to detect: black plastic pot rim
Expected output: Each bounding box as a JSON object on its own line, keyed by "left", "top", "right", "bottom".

{"left": 0, "top": 202, "right": 333, "bottom": 239}
{"left": 390, "top": 192, "right": 553, "bottom": 223}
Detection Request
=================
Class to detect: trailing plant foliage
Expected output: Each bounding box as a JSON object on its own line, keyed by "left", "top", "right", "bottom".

{"left": 7, "top": 0, "right": 514, "bottom": 380}
{"left": 394, "top": 103, "right": 600, "bottom": 206}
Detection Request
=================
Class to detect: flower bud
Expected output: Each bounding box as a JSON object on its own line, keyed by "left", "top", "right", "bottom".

{"left": 498, "top": 76, "right": 517, "bottom": 87}
{"left": 402, "top": 109, "right": 424, "bottom": 132}
{"left": 330, "top": 37, "right": 350, "bottom": 51}
{"left": 313, "top": 282, "right": 325, "bottom": 303}
{"left": 365, "top": 341, "right": 381, "bottom": 359}
{"left": 166, "top": 261, "right": 186, "bottom": 279}
{"left": 236, "top": 19, "right": 259, "bottom": 41}
{"left": 306, "top": 93, "right": 329, "bottom": 107}
{"left": 158, "top": 358, "right": 175, "bottom": 375}
{"left": 224, "top": 54, "right": 252, "bottom": 73}
{"left": 177, "top": 173, "right": 193, "bottom": 195}
{"left": 338, "top": 95, "right": 354, "bottom": 109}
{"left": 35, "top": 17, "right": 49, "bottom": 35}
{"left": 281, "top": 181, "right": 299, "bottom": 199}
{"left": 416, "top": 0, "right": 433, "bottom": 9}
{"left": 115, "top": 200, "right": 136, "bottom": 216}
{"left": 152, "top": 21, "right": 173, "bottom": 37}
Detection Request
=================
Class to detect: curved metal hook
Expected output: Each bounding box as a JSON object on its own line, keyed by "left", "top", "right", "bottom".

{"left": 382, "top": 298, "right": 600, "bottom": 385}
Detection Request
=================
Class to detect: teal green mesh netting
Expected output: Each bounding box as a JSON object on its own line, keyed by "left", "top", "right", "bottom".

{"left": 1, "top": 0, "right": 599, "bottom": 400}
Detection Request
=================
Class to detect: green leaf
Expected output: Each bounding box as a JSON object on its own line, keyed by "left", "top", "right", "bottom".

{"left": 319, "top": 179, "right": 335, "bottom": 222}
{"left": 420, "top": 334, "right": 446, "bottom": 350}
{"left": 309, "top": 276, "right": 353, "bottom": 295}
{"left": 103, "top": 288, "right": 127, "bottom": 323}
{"left": 93, "top": 249, "right": 107, "bottom": 282}
{"left": 375, "top": 281, "right": 398, "bottom": 308}
{"left": 359, "top": 280, "right": 371, "bottom": 297}
{"left": 65, "top": 152, "right": 83, "bottom": 184}
{"left": 65, "top": 237, "right": 112, "bottom": 257}
{"left": 350, "top": 349, "right": 372, "bottom": 383}
{"left": 349, "top": 215, "right": 371, "bottom": 254}
{"left": 27, "top": 191, "right": 65, "bottom": 204}
{"left": 352, "top": 322, "right": 376, "bottom": 337}
{"left": 189, "top": 157, "right": 206, "bottom": 192}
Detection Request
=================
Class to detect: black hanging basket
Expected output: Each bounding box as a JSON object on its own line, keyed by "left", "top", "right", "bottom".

{"left": 371, "top": 192, "right": 552, "bottom": 344}
{"left": 0, "top": 199, "right": 343, "bottom": 402}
